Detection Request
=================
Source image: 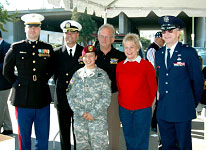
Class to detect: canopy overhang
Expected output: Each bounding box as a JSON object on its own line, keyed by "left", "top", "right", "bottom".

{"left": 48, "top": 0, "right": 206, "bottom": 18}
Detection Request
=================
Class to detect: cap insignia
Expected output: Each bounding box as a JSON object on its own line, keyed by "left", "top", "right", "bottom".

{"left": 164, "top": 16, "right": 169, "bottom": 23}
{"left": 88, "top": 46, "right": 93, "bottom": 51}
{"left": 65, "top": 22, "right": 71, "bottom": 28}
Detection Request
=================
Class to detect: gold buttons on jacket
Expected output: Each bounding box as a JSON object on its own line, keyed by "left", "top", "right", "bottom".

{"left": 33, "top": 68, "right": 36, "bottom": 71}
{"left": 22, "top": 57, "right": 24, "bottom": 59}
{"left": 33, "top": 75, "right": 37, "bottom": 81}
{"left": 66, "top": 81, "right": 69, "bottom": 84}
{"left": 33, "top": 60, "right": 36, "bottom": 63}
{"left": 66, "top": 73, "right": 69, "bottom": 76}
{"left": 32, "top": 52, "right": 35, "bottom": 56}
{"left": 33, "top": 45, "right": 35, "bottom": 48}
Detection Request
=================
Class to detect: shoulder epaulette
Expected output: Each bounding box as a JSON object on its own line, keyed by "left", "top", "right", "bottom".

{"left": 12, "top": 40, "right": 25, "bottom": 45}
{"left": 181, "top": 43, "right": 190, "bottom": 48}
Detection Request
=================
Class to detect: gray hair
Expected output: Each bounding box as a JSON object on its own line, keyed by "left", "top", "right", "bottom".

{"left": 98, "top": 23, "right": 115, "bottom": 37}
{"left": 122, "top": 33, "right": 141, "bottom": 49}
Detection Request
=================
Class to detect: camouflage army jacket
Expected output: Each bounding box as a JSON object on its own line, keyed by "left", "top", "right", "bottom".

{"left": 67, "top": 66, "right": 111, "bottom": 120}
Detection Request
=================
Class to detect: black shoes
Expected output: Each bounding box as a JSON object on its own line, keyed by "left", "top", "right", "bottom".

{"left": 1, "top": 130, "right": 13, "bottom": 135}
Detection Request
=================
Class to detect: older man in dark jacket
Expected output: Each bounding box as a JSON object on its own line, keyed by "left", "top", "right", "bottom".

{"left": 0, "top": 30, "right": 13, "bottom": 135}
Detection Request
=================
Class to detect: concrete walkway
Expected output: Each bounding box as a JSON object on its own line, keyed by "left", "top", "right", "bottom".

{"left": 5, "top": 102, "right": 207, "bottom": 150}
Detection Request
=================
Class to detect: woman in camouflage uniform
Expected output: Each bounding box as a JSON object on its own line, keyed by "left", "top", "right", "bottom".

{"left": 67, "top": 45, "right": 111, "bottom": 150}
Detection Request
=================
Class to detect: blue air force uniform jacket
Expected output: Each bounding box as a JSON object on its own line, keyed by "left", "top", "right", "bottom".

{"left": 155, "top": 42, "right": 204, "bottom": 122}
{"left": 3, "top": 40, "right": 55, "bottom": 109}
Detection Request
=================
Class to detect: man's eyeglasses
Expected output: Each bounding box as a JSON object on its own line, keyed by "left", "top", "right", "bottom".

{"left": 161, "top": 28, "right": 176, "bottom": 34}
{"left": 98, "top": 35, "right": 113, "bottom": 39}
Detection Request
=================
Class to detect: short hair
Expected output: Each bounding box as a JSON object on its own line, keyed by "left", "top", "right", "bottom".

{"left": 122, "top": 33, "right": 141, "bottom": 49}
{"left": 0, "top": 30, "right": 2, "bottom": 38}
{"left": 98, "top": 23, "right": 115, "bottom": 37}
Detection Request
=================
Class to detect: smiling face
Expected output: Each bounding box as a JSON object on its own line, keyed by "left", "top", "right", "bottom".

{"left": 83, "top": 52, "right": 97, "bottom": 69}
{"left": 98, "top": 27, "right": 115, "bottom": 50}
{"left": 64, "top": 31, "right": 79, "bottom": 47}
{"left": 123, "top": 40, "right": 139, "bottom": 61}
{"left": 162, "top": 28, "right": 181, "bottom": 48}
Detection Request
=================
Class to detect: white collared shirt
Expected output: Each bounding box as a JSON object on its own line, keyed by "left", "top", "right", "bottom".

{"left": 123, "top": 55, "right": 142, "bottom": 64}
{"left": 147, "top": 42, "right": 162, "bottom": 67}
{"left": 66, "top": 44, "right": 77, "bottom": 57}
{"left": 165, "top": 42, "right": 178, "bottom": 67}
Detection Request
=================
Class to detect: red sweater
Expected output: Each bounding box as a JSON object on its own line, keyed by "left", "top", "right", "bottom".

{"left": 116, "top": 59, "right": 157, "bottom": 110}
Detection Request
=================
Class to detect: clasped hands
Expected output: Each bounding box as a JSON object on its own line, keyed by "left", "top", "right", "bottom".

{"left": 82, "top": 112, "right": 94, "bottom": 121}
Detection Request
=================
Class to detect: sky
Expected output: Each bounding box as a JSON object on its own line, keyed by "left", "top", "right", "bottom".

{"left": 1, "top": 0, "right": 159, "bottom": 43}
{"left": 1, "top": 0, "right": 57, "bottom": 10}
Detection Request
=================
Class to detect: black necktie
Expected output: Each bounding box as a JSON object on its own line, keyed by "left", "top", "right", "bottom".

{"left": 167, "top": 48, "right": 171, "bottom": 68}
{"left": 69, "top": 49, "right": 72, "bottom": 57}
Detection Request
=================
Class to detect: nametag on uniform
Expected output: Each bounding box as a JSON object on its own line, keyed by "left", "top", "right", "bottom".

{"left": 173, "top": 62, "right": 185, "bottom": 66}
{"left": 20, "top": 51, "right": 27, "bottom": 54}
{"left": 110, "top": 58, "right": 118, "bottom": 64}
{"left": 38, "top": 49, "right": 50, "bottom": 57}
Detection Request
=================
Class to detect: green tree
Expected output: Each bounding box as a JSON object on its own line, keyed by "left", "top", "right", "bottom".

{"left": 71, "top": 7, "right": 97, "bottom": 46}
{"left": 0, "top": 1, "right": 18, "bottom": 31}
{"left": 140, "top": 37, "right": 151, "bottom": 51}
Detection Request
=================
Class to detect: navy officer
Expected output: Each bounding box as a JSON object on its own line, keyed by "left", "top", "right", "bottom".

{"left": 155, "top": 16, "right": 204, "bottom": 150}
{"left": 53, "top": 20, "right": 84, "bottom": 150}
{"left": 3, "top": 13, "right": 55, "bottom": 150}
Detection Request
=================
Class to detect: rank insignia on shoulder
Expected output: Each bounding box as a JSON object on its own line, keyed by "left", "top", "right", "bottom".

{"left": 157, "top": 66, "right": 160, "bottom": 69}
{"left": 38, "top": 49, "right": 50, "bottom": 57}
{"left": 110, "top": 58, "right": 118, "bottom": 64}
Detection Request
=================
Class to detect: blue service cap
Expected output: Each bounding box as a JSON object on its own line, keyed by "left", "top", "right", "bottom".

{"left": 155, "top": 31, "right": 162, "bottom": 38}
{"left": 158, "top": 16, "right": 185, "bottom": 31}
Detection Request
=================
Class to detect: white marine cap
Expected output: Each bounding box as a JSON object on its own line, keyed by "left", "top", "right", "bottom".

{"left": 21, "top": 13, "right": 44, "bottom": 25}
{"left": 60, "top": 20, "right": 82, "bottom": 32}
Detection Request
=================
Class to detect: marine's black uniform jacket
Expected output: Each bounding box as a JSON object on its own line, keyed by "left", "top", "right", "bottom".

{"left": 96, "top": 46, "right": 126, "bottom": 93}
{"left": 3, "top": 39, "right": 55, "bottom": 109}
{"left": 53, "top": 44, "right": 84, "bottom": 112}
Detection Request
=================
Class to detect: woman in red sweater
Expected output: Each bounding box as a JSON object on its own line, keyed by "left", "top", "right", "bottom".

{"left": 116, "top": 33, "right": 157, "bottom": 149}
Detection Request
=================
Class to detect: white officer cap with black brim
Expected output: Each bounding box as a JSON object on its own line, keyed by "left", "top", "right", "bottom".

{"left": 21, "top": 13, "right": 44, "bottom": 27}
{"left": 60, "top": 20, "right": 82, "bottom": 33}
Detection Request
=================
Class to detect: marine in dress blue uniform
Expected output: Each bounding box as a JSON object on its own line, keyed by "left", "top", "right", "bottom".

{"left": 3, "top": 13, "right": 55, "bottom": 150}
{"left": 155, "top": 16, "right": 204, "bottom": 150}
